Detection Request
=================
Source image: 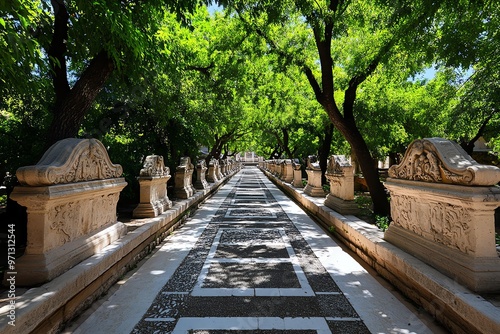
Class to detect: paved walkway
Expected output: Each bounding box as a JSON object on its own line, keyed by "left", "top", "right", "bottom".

{"left": 68, "top": 166, "right": 443, "bottom": 334}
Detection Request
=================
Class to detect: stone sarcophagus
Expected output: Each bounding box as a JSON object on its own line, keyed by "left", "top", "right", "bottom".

{"left": 9, "top": 138, "right": 127, "bottom": 286}
{"left": 324, "top": 155, "right": 357, "bottom": 214}
{"left": 133, "top": 155, "right": 172, "bottom": 218}
{"left": 292, "top": 159, "right": 303, "bottom": 188}
{"left": 385, "top": 137, "right": 500, "bottom": 292}
{"left": 206, "top": 159, "right": 219, "bottom": 183}
{"left": 174, "top": 157, "right": 195, "bottom": 199}
{"left": 303, "top": 156, "right": 325, "bottom": 197}
{"left": 194, "top": 160, "right": 209, "bottom": 190}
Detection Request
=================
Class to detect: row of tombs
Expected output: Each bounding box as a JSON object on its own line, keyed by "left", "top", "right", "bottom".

{"left": 6, "top": 138, "right": 241, "bottom": 286}
{"left": 261, "top": 137, "right": 500, "bottom": 293}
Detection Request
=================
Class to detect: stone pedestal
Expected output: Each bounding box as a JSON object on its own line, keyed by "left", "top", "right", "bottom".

{"left": 9, "top": 138, "right": 127, "bottom": 286}
{"left": 303, "top": 156, "right": 325, "bottom": 197}
{"left": 281, "top": 159, "right": 293, "bottom": 183}
{"left": 207, "top": 159, "right": 219, "bottom": 183}
{"left": 174, "top": 157, "right": 195, "bottom": 199}
{"left": 220, "top": 160, "right": 227, "bottom": 176}
{"left": 324, "top": 155, "right": 357, "bottom": 214}
{"left": 292, "top": 159, "right": 303, "bottom": 188}
{"left": 133, "top": 155, "right": 172, "bottom": 218}
{"left": 194, "top": 160, "right": 209, "bottom": 190}
{"left": 216, "top": 159, "right": 224, "bottom": 180}
{"left": 385, "top": 138, "right": 500, "bottom": 292}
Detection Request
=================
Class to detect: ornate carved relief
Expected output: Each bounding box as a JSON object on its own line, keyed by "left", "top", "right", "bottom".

{"left": 140, "top": 155, "right": 170, "bottom": 177}
{"left": 391, "top": 194, "right": 474, "bottom": 254}
{"left": 388, "top": 138, "right": 500, "bottom": 186}
{"left": 326, "top": 155, "right": 352, "bottom": 175}
{"left": 17, "top": 138, "right": 123, "bottom": 186}
{"left": 48, "top": 202, "right": 74, "bottom": 244}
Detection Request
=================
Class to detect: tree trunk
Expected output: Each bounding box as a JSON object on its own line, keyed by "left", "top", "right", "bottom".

{"left": 46, "top": 51, "right": 115, "bottom": 145}
{"left": 45, "top": 1, "right": 115, "bottom": 146}
{"left": 333, "top": 115, "right": 389, "bottom": 215}
{"left": 318, "top": 123, "right": 334, "bottom": 184}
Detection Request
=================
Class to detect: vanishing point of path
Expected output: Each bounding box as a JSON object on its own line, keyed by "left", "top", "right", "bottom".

{"left": 68, "top": 166, "right": 445, "bottom": 334}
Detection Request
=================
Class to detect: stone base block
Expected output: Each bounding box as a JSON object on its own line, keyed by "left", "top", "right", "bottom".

{"left": 385, "top": 224, "right": 500, "bottom": 293}
{"left": 8, "top": 222, "right": 127, "bottom": 286}
{"left": 324, "top": 194, "right": 358, "bottom": 215}
{"left": 175, "top": 187, "right": 194, "bottom": 199}
{"left": 194, "top": 180, "right": 209, "bottom": 190}
{"left": 303, "top": 184, "right": 325, "bottom": 197}
{"left": 133, "top": 199, "right": 172, "bottom": 218}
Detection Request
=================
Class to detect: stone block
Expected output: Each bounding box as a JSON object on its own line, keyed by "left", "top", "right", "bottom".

{"left": 9, "top": 138, "right": 127, "bottom": 286}
{"left": 194, "top": 160, "right": 209, "bottom": 190}
{"left": 174, "top": 157, "right": 195, "bottom": 199}
{"left": 303, "top": 156, "right": 325, "bottom": 197}
{"left": 324, "top": 155, "right": 357, "bottom": 214}
{"left": 280, "top": 159, "right": 293, "bottom": 183}
{"left": 291, "top": 159, "right": 303, "bottom": 188}
{"left": 385, "top": 138, "right": 500, "bottom": 292}
{"left": 206, "top": 159, "right": 219, "bottom": 183}
{"left": 133, "top": 155, "right": 172, "bottom": 218}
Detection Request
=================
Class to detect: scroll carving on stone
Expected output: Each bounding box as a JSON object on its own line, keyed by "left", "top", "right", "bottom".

{"left": 326, "top": 155, "right": 351, "bottom": 175}
{"left": 140, "top": 155, "right": 170, "bottom": 177}
{"left": 388, "top": 137, "right": 500, "bottom": 186}
{"left": 49, "top": 202, "right": 74, "bottom": 244}
{"left": 16, "top": 138, "right": 123, "bottom": 186}
{"left": 391, "top": 194, "right": 474, "bottom": 254}
{"left": 306, "top": 155, "right": 321, "bottom": 170}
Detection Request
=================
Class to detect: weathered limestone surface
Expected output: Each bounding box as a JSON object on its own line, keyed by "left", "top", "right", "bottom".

{"left": 133, "top": 155, "right": 172, "bottom": 218}
{"left": 174, "top": 157, "right": 195, "bottom": 199}
{"left": 324, "top": 155, "right": 357, "bottom": 214}
{"left": 281, "top": 159, "right": 293, "bottom": 183}
{"left": 303, "top": 156, "right": 325, "bottom": 197}
{"left": 216, "top": 159, "right": 224, "bottom": 180}
{"left": 291, "top": 159, "right": 303, "bottom": 188}
{"left": 206, "top": 159, "right": 219, "bottom": 183}
{"left": 9, "top": 138, "right": 127, "bottom": 286}
{"left": 385, "top": 137, "right": 500, "bottom": 292}
{"left": 194, "top": 160, "right": 209, "bottom": 190}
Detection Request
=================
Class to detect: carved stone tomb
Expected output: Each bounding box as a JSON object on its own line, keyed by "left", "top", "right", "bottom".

{"left": 9, "top": 138, "right": 127, "bottom": 285}
{"left": 133, "top": 155, "right": 172, "bottom": 218}
{"left": 385, "top": 137, "right": 500, "bottom": 292}
{"left": 324, "top": 155, "right": 357, "bottom": 214}
{"left": 194, "top": 160, "right": 209, "bottom": 190}
{"left": 174, "top": 157, "right": 195, "bottom": 199}
{"left": 303, "top": 156, "right": 326, "bottom": 197}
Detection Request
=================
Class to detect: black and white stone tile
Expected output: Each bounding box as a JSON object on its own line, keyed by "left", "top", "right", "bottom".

{"left": 131, "top": 168, "right": 370, "bottom": 334}
{"left": 73, "top": 167, "right": 437, "bottom": 334}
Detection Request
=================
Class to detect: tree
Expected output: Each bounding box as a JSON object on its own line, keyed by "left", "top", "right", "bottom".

{"left": 220, "top": 0, "right": 452, "bottom": 215}
{"left": 1, "top": 1, "right": 208, "bottom": 147}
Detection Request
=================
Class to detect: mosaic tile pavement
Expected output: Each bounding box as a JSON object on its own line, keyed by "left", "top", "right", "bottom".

{"left": 131, "top": 168, "right": 370, "bottom": 334}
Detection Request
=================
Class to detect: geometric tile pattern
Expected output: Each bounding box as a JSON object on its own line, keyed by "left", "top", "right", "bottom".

{"left": 131, "top": 168, "right": 370, "bottom": 334}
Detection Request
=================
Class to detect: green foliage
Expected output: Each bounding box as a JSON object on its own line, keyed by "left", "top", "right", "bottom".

{"left": 354, "top": 194, "right": 372, "bottom": 210}
{"left": 375, "top": 215, "right": 390, "bottom": 232}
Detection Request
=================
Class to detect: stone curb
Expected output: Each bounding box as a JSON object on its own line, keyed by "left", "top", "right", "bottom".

{"left": 261, "top": 168, "right": 500, "bottom": 334}
{"left": 0, "top": 172, "right": 237, "bottom": 334}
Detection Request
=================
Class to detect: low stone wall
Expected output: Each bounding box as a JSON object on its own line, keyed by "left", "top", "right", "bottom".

{"left": 261, "top": 167, "right": 500, "bottom": 334}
